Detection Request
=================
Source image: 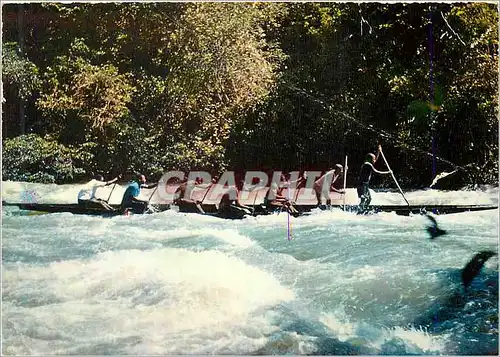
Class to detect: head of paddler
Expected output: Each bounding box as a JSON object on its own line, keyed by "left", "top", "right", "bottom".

{"left": 237, "top": 180, "right": 245, "bottom": 191}
{"left": 366, "top": 153, "right": 376, "bottom": 164}
{"left": 133, "top": 173, "right": 146, "bottom": 184}
{"left": 94, "top": 174, "right": 104, "bottom": 182}
{"left": 334, "top": 164, "right": 343, "bottom": 175}
{"left": 195, "top": 177, "right": 204, "bottom": 185}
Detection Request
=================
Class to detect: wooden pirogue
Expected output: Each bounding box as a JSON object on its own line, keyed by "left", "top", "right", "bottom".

{"left": 2, "top": 201, "right": 497, "bottom": 218}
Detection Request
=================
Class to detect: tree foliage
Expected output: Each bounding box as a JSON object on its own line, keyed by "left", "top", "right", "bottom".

{"left": 2, "top": 134, "right": 84, "bottom": 183}
{"left": 2, "top": 2, "right": 498, "bottom": 187}
{"left": 37, "top": 42, "right": 135, "bottom": 131}
{"left": 2, "top": 42, "right": 41, "bottom": 100}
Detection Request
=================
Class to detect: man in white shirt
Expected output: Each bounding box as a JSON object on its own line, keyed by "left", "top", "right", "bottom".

{"left": 313, "top": 164, "right": 345, "bottom": 206}
{"left": 77, "top": 174, "right": 121, "bottom": 210}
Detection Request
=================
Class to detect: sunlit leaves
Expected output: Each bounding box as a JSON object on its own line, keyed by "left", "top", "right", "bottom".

{"left": 1, "top": 2, "right": 497, "bottom": 186}
{"left": 167, "top": 2, "right": 283, "bottom": 110}
{"left": 2, "top": 42, "right": 41, "bottom": 100}
{"left": 2, "top": 134, "right": 83, "bottom": 183}
{"left": 37, "top": 42, "right": 135, "bottom": 130}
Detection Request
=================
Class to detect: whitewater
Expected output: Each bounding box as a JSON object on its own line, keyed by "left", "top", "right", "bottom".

{"left": 2, "top": 181, "right": 498, "bottom": 355}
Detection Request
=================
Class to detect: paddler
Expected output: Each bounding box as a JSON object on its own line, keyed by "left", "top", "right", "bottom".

{"left": 312, "top": 164, "right": 345, "bottom": 206}
{"left": 77, "top": 174, "right": 121, "bottom": 210}
{"left": 173, "top": 176, "right": 206, "bottom": 213}
{"left": 120, "top": 173, "right": 158, "bottom": 214}
{"left": 357, "top": 145, "right": 392, "bottom": 212}
{"left": 265, "top": 173, "right": 300, "bottom": 215}
{"left": 217, "top": 180, "right": 252, "bottom": 216}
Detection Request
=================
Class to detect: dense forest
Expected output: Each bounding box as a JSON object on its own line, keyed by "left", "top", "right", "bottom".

{"left": 2, "top": 2, "right": 498, "bottom": 188}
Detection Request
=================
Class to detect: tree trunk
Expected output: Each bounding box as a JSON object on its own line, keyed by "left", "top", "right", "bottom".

{"left": 18, "top": 4, "right": 25, "bottom": 135}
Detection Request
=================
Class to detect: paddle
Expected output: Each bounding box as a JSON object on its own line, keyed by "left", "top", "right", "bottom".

{"left": 293, "top": 172, "right": 303, "bottom": 203}
{"left": 251, "top": 186, "right": 260, "bottom": 216}
{"left": 287, "top": 204, "right": 292, "bottom": 240}
{"left": 105, "top": 183, "right": 117, "bottom": 203}
{"left": 196, "top": 183, "right": 213, "bottom": 214}
{"left": 343, "top": 155, "right": 348, "bottom": 211}
{"left": 194, "top": 202, "right": 205, "bottom": 214}
{"left": 147, "top": 185, "right": 158, "bottom": 202}
{"left": 140, "top": 184, "right": 159, "bottom": 213}
{"left": 379, "top": 146, "right": 410, "bottom": 207}
{"left": 184, "top": 181, "right": 210, "bottom": 214}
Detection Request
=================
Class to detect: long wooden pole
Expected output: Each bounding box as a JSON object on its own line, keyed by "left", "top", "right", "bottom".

{"left": 251, "top": 187, "right": 259, "bottom": 216}
{"left": 343, "top": 156, "right": 348, "bottom": 211}
{"left": 105, "top": 183, "right": 117, "bottom": 203}
{"left": 147, "top": 185, "right": 159, "bottom": 203}
{"left": 379, "top": 148, "right": 410, "bottom": 207}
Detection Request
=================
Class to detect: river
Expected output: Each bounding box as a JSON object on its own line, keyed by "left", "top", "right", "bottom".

{"left": 2, "top": 181, "right": 498, "bottom": 355}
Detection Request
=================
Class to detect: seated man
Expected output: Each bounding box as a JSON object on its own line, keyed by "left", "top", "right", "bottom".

{"left": 265, "top": 174, "right": 299, "bottom": 215}
{"left": 218, "top": 183, "right": 252, "bottom": 216}
{"left": 120, "top": 173, "right": 158, "bottom": 214}
{"left": 173, "top": 177, "right": 206, "bottom": 213}
{"left": 173, "top": 179, "right": 188, "bottom": 205}
{"left": 77, "top": 174, "right": 121, "bottom": 210}
{"left": 235, "top": 180, "right": 253, "bottom": 211}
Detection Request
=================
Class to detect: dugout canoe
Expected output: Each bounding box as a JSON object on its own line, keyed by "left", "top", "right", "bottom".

{"left": 337, "top": 204, "right": 498, "bottom": 216}
{"left": 2, "top": 201, "right": 497, "bottom": 217}
{"left": 1, "top": 202, "right": 170, "bottom": 216}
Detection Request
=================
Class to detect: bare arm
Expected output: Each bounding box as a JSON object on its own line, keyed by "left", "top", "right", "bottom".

{"left": 364, "top": 161, "right": 390, "bottom": 175}
{"left": 329, "top": 174, "right": 345, "bottom": 194}
{"left": 330, "top": 178, "right": 345, "bottom": 194}
{"left": 105, "top": 174, "right": 122, "bottom": 186}
{"left": 273, "top": 187, "right": 288, "bottom": 201}
{"left": 288, "top": 174, "right": 307, "bottom": 185}
{"left": 235, "top": 189, "right": 250, "bottom": 208}
{"left": 141, "top": 182, "right": 159, "bottom": 189}
{"left": 373, "top": 168, "right": 392, "bottom": 175}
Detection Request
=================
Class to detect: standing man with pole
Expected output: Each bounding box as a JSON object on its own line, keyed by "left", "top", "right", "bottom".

{"left": 356, "top": 145, "right": 392, "bottom": 213}
{"left": 313, "top": 164, "right": 345, "bottom": 207}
